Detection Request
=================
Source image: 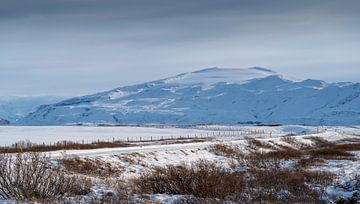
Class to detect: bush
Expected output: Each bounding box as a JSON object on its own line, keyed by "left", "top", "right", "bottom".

{"left": 0, "top": 152, "right": 92, "bottom": 201}
{"left": 209, "top": 144, "right": 244, "bottom": 159}
{"left": 0, "top": 140, "right": 133, "bottom": 153}
{"left": 133, "top": 160, "right": 245, "bottom": 200}
{"left": 247, "top": 169, "right": 334, "bottom": 203}
{"left": 247, "top": 139, "right": 276, "bottom": 150}
{"left": 173, "top": 195, "right": 221, "bottom": 204}
{"left": 59, "top": 156, "right": 123, "bottom": 177}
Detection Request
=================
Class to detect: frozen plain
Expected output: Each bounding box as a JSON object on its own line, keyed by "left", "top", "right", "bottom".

{"left": 0, "top": 124, "right": 359, "bottom": 148}
{"left": 0, "top": 125, "right": 215, "bottom": 146}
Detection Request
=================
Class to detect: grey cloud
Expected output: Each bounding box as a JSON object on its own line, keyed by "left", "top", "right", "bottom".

{"left": 0, "top": 0, "right": 359, "bottom": 96}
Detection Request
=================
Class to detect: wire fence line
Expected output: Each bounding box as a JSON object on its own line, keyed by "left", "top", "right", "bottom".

{"left": 1, "top": 128, "right": 326, "bottom": 149}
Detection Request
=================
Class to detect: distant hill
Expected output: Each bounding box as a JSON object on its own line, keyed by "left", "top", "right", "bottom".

{"left": 0, "top": 96, "right": 63, "bottom": 122}
{"left": 0, "top": 117, "right": 9, "bottom": 125}
{"left": 19, "top": 67, "right": 360, "bottom": 125}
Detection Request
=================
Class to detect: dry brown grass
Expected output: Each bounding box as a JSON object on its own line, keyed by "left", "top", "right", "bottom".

{"left": 59, "top": 156, "right": 123, "bottom": 177}
{"left": 173, "top": 196, "right": 222, "bottom": 204}
{"left": 205, "top": 137, "right": 360, "bottom": 202}
{"left": 263, "top": 146, "right": 303, "bottom": 160}
{"left": 0, "top": 140, "right": 133, "bottom": 154}
{"left": 132, "top": 156, "right": 335, "bottom": 203}
{"left": 247, "top": 139, "right": 276, "bottom": 150}
{"left": 246, "top": 169, "right": 334, "bottom": 203}
{"left": 212, "top": 137, "right": 360, "bottom": 167}
{"left": 335, "top": 143, "right": 360, "bottom": 151}
{"left": 159, "top": 138, "right": 206, "bottom": 145}
{"left": 133, "top": 136, "right": 359, "bottom": 202}
{"left": 308, "top": 148, "right": 355, "bottom": 160}
{"left": 209, "top": 143, "right": 243, "bottom": 159}
{"left": 305, "top": 137, "right": 357, "bottom": 160}
{"left": 281, "top": 135, "right": 298, "bottom": 143}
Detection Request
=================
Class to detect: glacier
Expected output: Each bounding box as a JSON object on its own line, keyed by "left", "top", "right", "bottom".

{"left": 19, "top": 67, "right": 360, "bottom": 125}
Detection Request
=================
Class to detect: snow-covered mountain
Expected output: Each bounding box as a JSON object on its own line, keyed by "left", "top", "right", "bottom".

{"left": 0, "top": 118, "right": 9, "bottom": 125}
{"left": 19, "top": 67, "right": 360, "bottom": 125}
{"left": 0, "top": 96, "right": 64, "bottom": 122}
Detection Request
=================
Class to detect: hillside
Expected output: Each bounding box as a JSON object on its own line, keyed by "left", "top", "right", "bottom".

{"left": 0, "top": 118, "right": 9, "bottom": 125}
{"left": 0, "top": 96, "right": 63, "bottom": 122}
{"left": 19, "top": 67, "right": 360, "bottom": 125}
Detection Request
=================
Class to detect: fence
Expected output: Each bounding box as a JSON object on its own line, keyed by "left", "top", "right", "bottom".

{"left": 0, "top": 127, "right": 326, "bottom": 150}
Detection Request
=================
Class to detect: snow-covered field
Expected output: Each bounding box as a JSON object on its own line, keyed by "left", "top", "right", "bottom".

{"left": 42, "top": 125, "right": 359, "bottom": 203}
{"left": 0, "top": 125, "right": 359, "bottom": 147}
{"left": 1, "top": 125, "right": 360, "bottom": 203}
{"left": 0, "top": 126, "right": 217, "bottom": 146}
{"left": 42, "top": 126, "right": 358, "bottom": 159}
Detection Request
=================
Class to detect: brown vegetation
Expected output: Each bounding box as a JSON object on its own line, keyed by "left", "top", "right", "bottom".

{"left": 132, "top": 157, "right": 335, "bottom": 203}
{"left": 0, "top": 152, "right": 92, "bottom": 201}
{"left": 59, "top": 156, "right": 123, "bottom": 177}
{"left": 0, "top": 138, "right": 207, "bottom": 154}
{"left": 199, "top": 137, "right": 360, "bottom": 202}
{"left": 247, "top": 138, "right": 276, "bottom": 151}
{"left": 133, "top": 160, "right": 245, "bottom": 199}
{"left": 209, "top": 143, "right": 243, "bottom": 159}
{"left": 246, "top": 169, "right": 333, "bottom": 203}
{"left": 0, "top": 140, "right": 133, "bottom": 154}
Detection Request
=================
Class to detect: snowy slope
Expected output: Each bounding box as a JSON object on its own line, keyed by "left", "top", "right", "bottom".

{"left": 0, "top": 96, "right": 63, "bottom": 122}
{"left": 0, "top": 118, "right": 9, "bottom": 125}
{"left": 20, "top": 67, "right": 360, "bottom": 125}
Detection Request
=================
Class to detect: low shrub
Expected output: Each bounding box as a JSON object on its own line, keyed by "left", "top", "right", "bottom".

{"left": 247, "top": 139, "right": 276, "bottom": 150}
{"left": 209, "top": 144, "right": 244, "bottom": 159}
{"left": 133, "top": 160, "right": 245, "bottom": 200}
{"left": 247, "top": 169, "right": 334, "bottom": 203}
{"left": 59, "top": 156, "right": 123, "bottom": 177}
{"left": 0, "top": 153, "right": 92, "bottom": 201}
{"left": 0, "top": 140, "right": 133, "bottom": 153}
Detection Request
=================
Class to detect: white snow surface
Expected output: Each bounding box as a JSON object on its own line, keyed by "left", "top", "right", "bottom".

{"left": 1, "top": 125, "right": 357, "bottom": 148}
{"left": 0, "top": 96, "right": 63, "bottom": 122}
{"left": 162, "top": 67, "right": 278, "bottom": 89}
{"left": 1, "top": 125, "right": 360, "bottom": 203}
{"left": 0, "top": 126, "right": 214, "bottom": 146}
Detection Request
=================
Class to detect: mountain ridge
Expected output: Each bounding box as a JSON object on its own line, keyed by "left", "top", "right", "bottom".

{"left": 19, "top": 67, "right": 360, "bottom": 125}
{"left": 0, "top": 96, "right": 64, "bottom": 122}
{"left": 0, "top": 118, "right": 9, "bottom": 125}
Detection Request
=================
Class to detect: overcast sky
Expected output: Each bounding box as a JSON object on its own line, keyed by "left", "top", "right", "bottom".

{"left": 1, "top": 0, "right": 360, "bottom": 97}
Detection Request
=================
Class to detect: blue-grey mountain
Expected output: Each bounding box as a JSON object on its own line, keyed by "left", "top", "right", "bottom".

{"left": 20, "top": 67, "right": 360, "bottom": 125}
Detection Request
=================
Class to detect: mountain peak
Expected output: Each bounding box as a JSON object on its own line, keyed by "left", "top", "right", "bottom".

{"left": 19, "top": 66, "right": 360, "bottom": 126}
{"left": 192, "top": 67, "right": 221, "bottom": 73}
{"left": 192, "top": 67, "right": 275, "bottom": 74}
{"left": 163, "top": 67, "right": 279, "bottom": 87}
